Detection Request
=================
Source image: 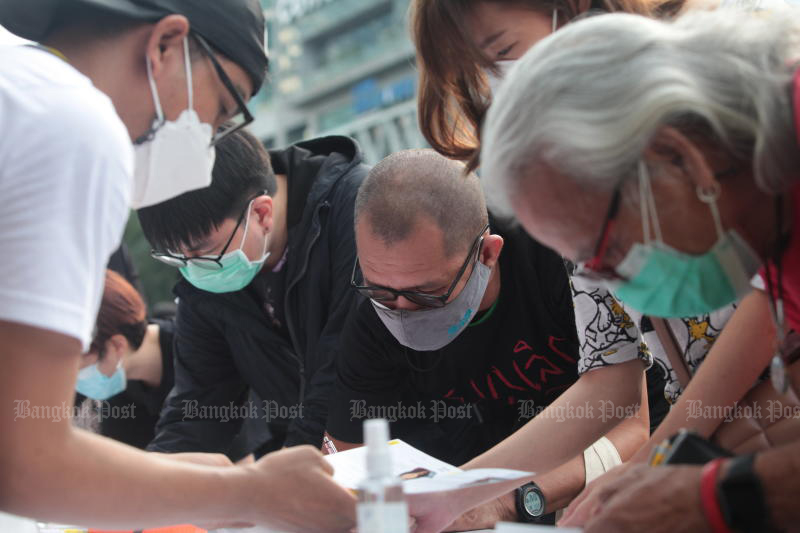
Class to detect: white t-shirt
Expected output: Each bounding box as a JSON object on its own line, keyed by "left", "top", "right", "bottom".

{"left": 0, "top": 45, "right": 133, "bottom": 351}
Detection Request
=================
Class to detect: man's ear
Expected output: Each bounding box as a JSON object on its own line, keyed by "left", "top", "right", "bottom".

{"left": 96, "top": 334, "right": 129, "bottom": 376}
{"left": 144, "top": 14, "right": 191, "bottom": 81}
{"left": 644, "top": 126, "right": 718, "bottom": 193}
{"left": 481, "top": 234, "right": 504, "bottom": 269}
{"left": 252, "top": 195, "right": 274, "bottom": 233}
{"left": 106, "top": 334, "right": 130, "bottom": 365}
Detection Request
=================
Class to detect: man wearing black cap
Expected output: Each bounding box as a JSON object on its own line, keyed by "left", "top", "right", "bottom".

{"left": 0, "top": 1, "right": 355, "bottom": 531}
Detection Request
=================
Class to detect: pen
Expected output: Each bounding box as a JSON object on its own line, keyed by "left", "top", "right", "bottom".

{"left": 648, "top": 438, "right": 672, "bottom": 466}
{"left": 323, "top": 435, "right": 338, "bottom": 455}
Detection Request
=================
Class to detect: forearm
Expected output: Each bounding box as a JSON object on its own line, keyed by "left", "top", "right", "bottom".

{"left": 533, "top": 454, "right": 585, "bottom": 513}
{"left": 288, "top": 358, "right": 337, "bottom": 448}
{"left": 1, "top": 425, "right": 252, "bottom": 529}
{"left": 631, "top": 290, "right": 774, "bottom": 463}
{"left": 535, "top": 405, "right": 648, "bottom": 513}
{"left": 462, "top": 360, "right": 643, "bottom": 473}
{"left": 630, "top": 390, "right": 724, "bottom": 463}
{"left": 608, "top": 376, "right": 650, "bottom": 461}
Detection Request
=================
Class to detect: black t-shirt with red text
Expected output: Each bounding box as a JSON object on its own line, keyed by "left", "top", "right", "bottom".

{"left": 328, "top": 215, "right": 580, "bottom": 465}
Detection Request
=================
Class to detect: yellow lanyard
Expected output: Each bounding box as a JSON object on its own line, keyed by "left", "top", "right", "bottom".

{"left": 32, "top": 44, "right": 69, "bottom": 63}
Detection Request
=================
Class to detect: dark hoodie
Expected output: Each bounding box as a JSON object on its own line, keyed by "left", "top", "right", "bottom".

{"left": 147, "top": 136, "right": 368, "bottom": 455}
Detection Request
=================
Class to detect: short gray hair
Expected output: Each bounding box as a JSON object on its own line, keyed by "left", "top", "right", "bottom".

{"left": 355, "top": 149, "right": 489, "bottom": 257}
{"left": 482, "top": 8, "right": 800, "bottom": 214}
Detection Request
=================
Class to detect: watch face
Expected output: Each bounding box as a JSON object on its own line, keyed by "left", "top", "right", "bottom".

{"left": 524, "top": 489, "right": 545, "bottom": 517}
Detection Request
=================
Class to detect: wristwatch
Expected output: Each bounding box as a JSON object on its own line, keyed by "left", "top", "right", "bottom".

{"left": 516, "top": 482, "right": 546, "bottom": 522}
{"left": 717, "top": 454, "right": 771, "bottom": 532}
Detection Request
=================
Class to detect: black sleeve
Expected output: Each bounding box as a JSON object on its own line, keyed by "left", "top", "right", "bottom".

{"left": 147, "top": 297, "right": 248, "bottom": 455}
{"left": 326, "top": 300, "right": 408, "bottom": 444}
{"left": 155, "top": 317, "right": 176, "bottom": 398}
{"left": 284, "top": 167, "right": 365, "bottom": 447}
{"left": 526, "top": 234, "right": 578, "bottom": 342}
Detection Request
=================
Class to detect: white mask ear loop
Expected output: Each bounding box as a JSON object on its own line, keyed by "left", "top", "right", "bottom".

{"left": 645, "top": 165, "right": 664, "bottom": 243}
{"left": 236, "top": 199, "right": 256, "bottom": 256}
{"left": 145, "top": 55, "right": 165, "bottom": 123}
{"left": 183, "top": 38, "right": 194, "bottom": 111}
{"left": 236, "top": 199, "right": 271, "bottom": 262}
{"left": 697, "top": 183, "right": 725, "bottom": 239}
{"left": 552, "top": 9, "right": 558, "bottom": 32}
{"left": 260, "top": 231, "right": 270, "bottom": 261}
{"left": 638, "top": 161, "right": 664, "bottom": 245}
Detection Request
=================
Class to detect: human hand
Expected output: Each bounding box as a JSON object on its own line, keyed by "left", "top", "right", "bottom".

{"left": 411, "top": 486, "right": 522, "bottom": 533}
{"left": 559, "top": 461, "right": 633, "bottom": 526}
{"left": 562, "top": 464, "right": 708, "bottom": 533}
{"left": 242, "top": 445, "right": 357, "bottom": 532}
{"left": 443, "top": 492, "right": 516, "bottom": 532}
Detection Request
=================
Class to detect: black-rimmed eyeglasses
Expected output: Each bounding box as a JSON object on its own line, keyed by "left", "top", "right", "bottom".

{"left": 150, "top": 192, "right": 264, "bottom": 271}
{"left": 193, "top": 34, "right": 254, "bottom": 147}
{"left": 351, "top": 224, "right": 490, "bottom": 308}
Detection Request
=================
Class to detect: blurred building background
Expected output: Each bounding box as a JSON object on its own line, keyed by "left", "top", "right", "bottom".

{"left": 254, "top": 0, "right": 424, "bottom": 164}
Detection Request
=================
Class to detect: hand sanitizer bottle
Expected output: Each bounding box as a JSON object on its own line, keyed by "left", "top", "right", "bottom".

{"left": 357, "top": 419, "right": 409, "bottom": 533}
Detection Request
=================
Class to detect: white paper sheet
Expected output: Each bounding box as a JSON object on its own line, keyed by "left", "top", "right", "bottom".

{"left": 325, "top": 439, "right": 459, "bottom": 489}
{"left": 403, "top": 468, "right": 534, "bottom": 495}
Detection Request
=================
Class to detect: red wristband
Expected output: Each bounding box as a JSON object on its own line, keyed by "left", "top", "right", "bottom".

{"left": 701, "top": 459, "right": 732, "bottom": 533}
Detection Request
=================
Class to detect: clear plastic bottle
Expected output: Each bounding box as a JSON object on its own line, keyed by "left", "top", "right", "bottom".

{"left": 356, "top": 419, "right": 410, "bottom": 533}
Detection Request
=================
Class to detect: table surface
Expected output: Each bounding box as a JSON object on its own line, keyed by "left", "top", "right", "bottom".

{"left": 0, "top": 514, "right": 500, "bottom": 533}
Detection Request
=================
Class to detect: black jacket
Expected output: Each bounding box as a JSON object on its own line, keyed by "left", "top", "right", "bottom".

{"left": 148, "top": 136, "right": 368, "bottom": 454}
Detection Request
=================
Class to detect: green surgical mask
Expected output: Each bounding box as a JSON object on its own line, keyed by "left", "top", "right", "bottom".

{"left": 180, "top": 201, "right": 270, "bottom": 293}
{"left": 608, "top": 162, "right": 761, "bottom": 318}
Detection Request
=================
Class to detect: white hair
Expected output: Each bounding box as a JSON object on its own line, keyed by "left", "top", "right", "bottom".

{"left": 482, "top": 8, "right": 800, "bottom": 215}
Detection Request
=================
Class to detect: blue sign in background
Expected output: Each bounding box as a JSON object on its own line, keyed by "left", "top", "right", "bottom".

{"left": 353, "top": 77, "right": 415, "bottom": 114}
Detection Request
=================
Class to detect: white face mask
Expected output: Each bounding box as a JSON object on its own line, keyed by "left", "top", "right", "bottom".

{"left": 132, "top": 38, "right": 216, "bottom": 209}
{"left": 485, "top": 10, "right": 559, "bottom": 96}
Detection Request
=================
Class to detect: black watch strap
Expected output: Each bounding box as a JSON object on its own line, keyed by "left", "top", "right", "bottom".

{"left": 516, "top": 482, "right": 546, "bottom": 523}
{"left": 717, "top": 454, "right": 770, "bottom": 532}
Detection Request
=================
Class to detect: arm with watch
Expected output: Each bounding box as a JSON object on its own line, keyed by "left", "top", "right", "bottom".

{"left": 440, "top": 370, "right": 650, "bottom": 531}
{"left": 515, "top": 404, "right": 651, "bottom": 524}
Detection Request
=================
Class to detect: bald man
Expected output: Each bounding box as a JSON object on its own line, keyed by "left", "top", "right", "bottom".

{"left": 327, "top": 150, "right": 650, "bottom": 528}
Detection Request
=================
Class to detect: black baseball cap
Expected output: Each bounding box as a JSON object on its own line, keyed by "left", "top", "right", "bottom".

{"left": 0, "top": 0, "right": 269, "bottom": 95}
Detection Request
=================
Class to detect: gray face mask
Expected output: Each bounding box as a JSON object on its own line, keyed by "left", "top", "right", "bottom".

{"left": 371, "top": 261, "right": 493, "bottom": 351}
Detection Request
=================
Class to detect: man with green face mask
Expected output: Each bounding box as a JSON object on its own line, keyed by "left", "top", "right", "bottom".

{"left": 138, "top": 128, "right": 369, "bottom": 456}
